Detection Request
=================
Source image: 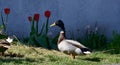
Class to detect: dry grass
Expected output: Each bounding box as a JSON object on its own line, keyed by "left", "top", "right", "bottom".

{"left": 0, "top": 42, "right": 120, "bottom": 65}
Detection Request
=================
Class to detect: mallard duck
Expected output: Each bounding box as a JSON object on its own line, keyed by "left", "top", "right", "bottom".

{"left": 0, "top": 36, "right": 13, "bottom": 55}
{"left": 50, "top": 20, "right": 92, "bottom": 59}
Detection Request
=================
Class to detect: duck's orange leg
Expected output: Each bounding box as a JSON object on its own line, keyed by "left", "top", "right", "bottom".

{"left": 70, "top": 53, "right": 75, "bottom": 59}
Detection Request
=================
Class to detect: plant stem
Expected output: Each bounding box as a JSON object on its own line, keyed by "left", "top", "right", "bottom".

{"left": 30, "top": 20, "right": 35, "bottom": 36}
{"left": 45, "top": 18, "right": 50, "bottom": 49}
{"left": 5, "top": 14, "right": 8, "bottom": 32}
{"left": 6, "top": 14, "right": 8, "bottom": 24}
{"left": 46, "top": 36, "right": 50, "bottom": 49}
{"left": 39, "top": 23, "right": 45, "bottom": 36}
{"left": 32, "top": 20, "right": 35, "bottom": 30}
{"left": 36, "top": 21, "right": 39, "bottom": 35}
{"left": 1, "top": 11, "right": 6, "bottom": 33}
{"left": 45, "top": 18, "right": 49, "bottom": 35}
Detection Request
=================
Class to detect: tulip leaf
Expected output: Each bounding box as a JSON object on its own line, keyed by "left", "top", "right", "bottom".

{"left": 35, "top": 35, "right": 48, "bottom": 48}
{"left": 0, "top": 12, "right": 6, "bottom": 32}
{"left": 39, "top": 23, "right": 45, "bottom": 36}
{"left": 49, "top": 40, "right": 58, "bottom": 49}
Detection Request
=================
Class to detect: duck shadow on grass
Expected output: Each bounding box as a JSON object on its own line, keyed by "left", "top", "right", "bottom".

{"left": 0, "top": 53, "right": 39, "bottom": 63}
{"left": 3, "top": 53, "right": 24, "bottom": 57}
{"left": 0, "top": 52, "right": 47, "bottom": 64}
{"left": 0, "top": 58, "right": 36, "bottom": 63}
{"left": 81, "top": 57, "right": 102, "bottom": 62}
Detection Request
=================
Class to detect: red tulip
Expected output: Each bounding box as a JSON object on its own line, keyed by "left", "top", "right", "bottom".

{"left": 34, "top": 14, "right": 40, "bottom": 21}
{"left": 28, "top": 16, "right": 32, "bottom": 22}
{"left": 4, "top": 8, "right": 10, "bottom": 15}
{"left": 44, "top": 10, "right": 51, "bottom": 18}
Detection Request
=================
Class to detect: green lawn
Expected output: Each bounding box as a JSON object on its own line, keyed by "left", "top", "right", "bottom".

{"left": 0, "top": 43, "right": 120, "bottom": 65}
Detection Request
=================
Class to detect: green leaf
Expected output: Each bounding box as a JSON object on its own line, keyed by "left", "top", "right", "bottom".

{"left": 0, "top": 12, "right": 6, "bottom": 32}
{"left": 28, "top": 34, "right": 36, "bottom": 45}
{"left": 45, "top": 18, "right": 49, "bottom": 35}
{"left": 39, "top": 23, "right": 45, "bottom": 36}
{"left": 51, "top": 34, "right": 59, "bottom": 44}
{"left": 0, "top": 25, "right": 3, "bottom": 30}
{"left": 49, "top": 40, "right": 57, "bottom": 49}
{"left": 36, "top": 21, "right": 39, "bottom": 35}
{"left": 35, "top": 35, "right": 48, "bottom": 48}
{"left": 30, "top": 27, "right": 37, "bottom": 36}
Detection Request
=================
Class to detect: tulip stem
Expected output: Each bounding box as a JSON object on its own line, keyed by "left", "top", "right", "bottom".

{"left": 30, "top": 20, "right": 35, "bottom": 36}
{"left": 5, "top": 14, "right": 8, "bottom": 32}
{"left": 45, "top": 18, "right": 50, "bottom": 49}
{"left": 46, "top": 18, "right": 49, "bottom": 35}
{"left": 6, "top": 15, "right": 8, "bottom": 24}
{"left": 36, "top": 21, "right": 39, "bottom": 35}
{"left": 1, "top": 11, "right": 6, "bottom": 33}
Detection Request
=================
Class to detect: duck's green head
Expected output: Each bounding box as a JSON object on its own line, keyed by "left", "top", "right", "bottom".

{"left": 50, "top": 20, "right": 64, "bottom": 28}
{"left": 50, "top": 20, "right": 66, "bottom": 37}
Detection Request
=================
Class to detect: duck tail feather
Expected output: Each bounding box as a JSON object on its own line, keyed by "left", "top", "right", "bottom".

{"left": 81, "top": 48, "right": 92, "bottom": 54}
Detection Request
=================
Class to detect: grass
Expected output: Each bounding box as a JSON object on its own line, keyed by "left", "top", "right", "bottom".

{"left": 0, "top": 42, "right": 120, "bottom": 65}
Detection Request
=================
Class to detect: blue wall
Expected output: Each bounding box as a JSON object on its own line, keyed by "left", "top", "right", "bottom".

{"left": 0, "top": 0, "right": 120, "bottom": 38}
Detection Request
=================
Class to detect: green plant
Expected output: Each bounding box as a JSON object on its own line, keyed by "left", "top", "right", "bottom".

{"left": 84, "top": 32, "right": 106, "bottom": 50}
{"left": 108, "top": 31, "right": 120, "bottom": 54}
{"left": 83, "top": 24, "right": 107, "bottom": 50}
{"left": 0, "top": 34, "right": 8, "bottom": 39}
{"left": 0, "top": 8, "right": 10, "bottom": 34}
{"left": 27, "top": 10, "right": 58, "bottom": 49}
{"left": 3, "top": 44, "right": 120, "bottom": 65}
{"left": 28, "top": 13, "right": 46, "bottom": 47}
